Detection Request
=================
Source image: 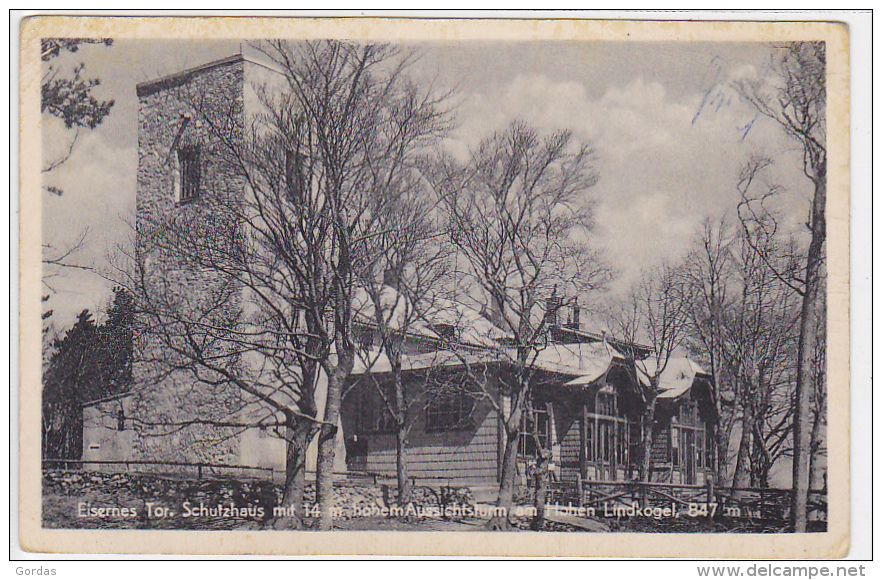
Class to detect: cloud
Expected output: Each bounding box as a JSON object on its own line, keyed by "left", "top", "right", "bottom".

{"left": 450, "top": 74, "right": 598, "bottom": 149}
{"left": 40, "top": 42, "right": 812, "bottom": 327}
{"left": 42, "top": 126, "right": 136, "bottom": 327}
{"left": 446, "top": 69, "right": 805, "bottom": 293}
{"left": 727, "top": 63, "right": 760, "bottom": 83}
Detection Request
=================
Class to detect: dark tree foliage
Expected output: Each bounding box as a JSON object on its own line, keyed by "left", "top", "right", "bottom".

{"left": 41, "top": 38, "right": 113, "bottom": 61}
{"left": 42, "top": 310, "right": 102, "bottom": 461}
{"left": 99, "top": 287, "right": 135, "bottom": 391}
{"left": 41, "top": 288, "right": 134, "bottom": 461}
{"left": 41, "top": 38, "right": 115, "bottom": 131}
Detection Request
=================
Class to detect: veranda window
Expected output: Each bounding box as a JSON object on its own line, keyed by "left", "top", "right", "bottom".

{"left": 585, "top": 421, "right": 594, "bottom": 462}
{"left": 587, "top": 389, "right": 641, "bottom": 473}
{"left": 671, "top": 425, "right": 680, "bottom": 467}
{"left": 696, "top": 430, "right": 705, "bottom": 469}
{"left": 425, "top": 391, "right": 474, "bottom": 432}
{"left": 519, "top": 397, "right": 550, "bottom": 457}
{"left": 628, "top": 422, "right": 641, "bottom": 467}
{"left": 617, "top": 421, "right": 629, "bottom": 465}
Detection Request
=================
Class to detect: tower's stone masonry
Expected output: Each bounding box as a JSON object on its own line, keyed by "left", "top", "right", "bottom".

{"left": 128, "top": 54, "right": 339, "bottom": 476}
{"left": 133, "top": 56, "right": 254, "bottom": 468}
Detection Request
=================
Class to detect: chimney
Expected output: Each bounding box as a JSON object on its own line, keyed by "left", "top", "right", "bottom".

{"left": 567, "top": 301, "right": 580, "bottom": 330}
{"left": 546, "top": 289, "right": 562, "bottom": 327}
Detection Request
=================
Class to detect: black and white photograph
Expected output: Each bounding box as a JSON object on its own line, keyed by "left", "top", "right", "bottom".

{"left": 18, "top": 16, "right": 852, "bottom": 557}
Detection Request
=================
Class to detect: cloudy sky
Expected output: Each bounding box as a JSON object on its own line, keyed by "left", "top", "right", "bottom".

{"left": 41, "top": 38, "right": 811, "bottom": 328}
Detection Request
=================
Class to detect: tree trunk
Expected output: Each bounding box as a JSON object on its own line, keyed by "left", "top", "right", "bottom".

{"left": 490, "top": 364, "right": 528, "bottom": 530}
{"left": 807, "top": 383, "right": 826, "bottom": 521}
{"left": 715, "top": 424, "right": 729, "bottom": 486}
{"left": 639, "top": 392, "right": 658, "bottom": 506}
{"left": 808, "top": 404, "right": 824, "bottom": 493}
{"left": 273, "top": 411, "right": 316, "bottom": 529}
{"left": 315, "top": 365, "right": 345, "bottom": 530}
{"left": 525, "top": 401, "right": 552, "bottom": 530}
{"left": 392, "top": 364, "right": 411, "bottom": 506}
{"left": 395, "top": 426, "right": 411, "bottom": 505}
{"left": 792, "top": 164, "right": 826, "bottom": 532}
{"left": 529, "top": 456, "right": 550, "bottom": 531}
{"left": 640, "top": 394, "right": 658, "bottom": 483}
{"left": 751, "top": 420, "right": 772, "bottom": 489}
{"left": 733, "top": 400, "right": 754, "bottom": 489}
{"left": 489, "top": 421, "right": 520, "bottom": 530}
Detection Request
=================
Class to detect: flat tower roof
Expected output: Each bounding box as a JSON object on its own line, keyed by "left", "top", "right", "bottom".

{"left": 136, "top": 53, "right": 285, "bottom": 98}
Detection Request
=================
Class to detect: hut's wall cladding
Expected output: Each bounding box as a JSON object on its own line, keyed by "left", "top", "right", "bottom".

{"left": 341, "top": 382, "right": 499, "bottom": 485}
{"left": 650, "top": 424, "right": 672, "bottom": 481}
{"left": 559, "top": 420, "right": 582, "bottom": 482}
{"left": 133, "top": 58, "right": 249, "bottom": 466}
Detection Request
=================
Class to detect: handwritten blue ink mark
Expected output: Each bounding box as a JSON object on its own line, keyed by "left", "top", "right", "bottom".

{"left": 691, "top": 90, "right": 712, "bottom": 126}
{"left": 736, "top": 113, "right": 759, "bottom": 143}
{"left": 692, "top": 86, "right": 730, "bottom": 126}
{"left": 692, "top": 54, "right": 759, "bottom": 144}
{"left": 692, "top": 55, "right": 728, "bottom": 126}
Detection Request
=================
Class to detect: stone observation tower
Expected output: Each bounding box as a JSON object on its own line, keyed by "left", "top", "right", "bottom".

{"left": 124, "top": 54, "right": 328, "bottom": 476}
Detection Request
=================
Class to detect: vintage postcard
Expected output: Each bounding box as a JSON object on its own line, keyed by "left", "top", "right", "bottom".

{"left": 19, "top": 15, "right": 850, "bottom": 557}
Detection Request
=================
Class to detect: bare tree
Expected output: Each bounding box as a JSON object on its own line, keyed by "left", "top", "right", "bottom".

{"left": 808, "top": 287, "right": 827, "bottom": 494}
{"left": 722, "top": 211, "right": 800, "bottom": 488}
{"left": 734, "top": 41, "right": 826, "bottom": 531}
{"left": 607, "top": 263, "right": 692, "bottom": 487}
{"left": 349, "top": 127, "right": 452, "bottom": 506}
{"left": 126, "top": 40, "right": 449, "bottom": 530}
{"left": 123, "top": 221, "right": 324, "bottom": 528}
{"left": 683, "top": 217, "right": 736, "bottom": 485}
{"left": 254, "top": 40, "right": 451, "bottom": 529}
{"left": 435, "top": 121, "right": 605, "bottom": 529}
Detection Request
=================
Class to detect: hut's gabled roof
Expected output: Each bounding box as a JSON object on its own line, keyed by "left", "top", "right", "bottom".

{"left": 351, "top": 285, "right": 508, "bottom": 348}
{"left": 636, "top": 356, "right": 711, "bottom": 400}
{"left": 536, "top": 342, "right": 615, "bottom": 384}
{"left": 351, "top": 348, "right": 501, "bottom": 376}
